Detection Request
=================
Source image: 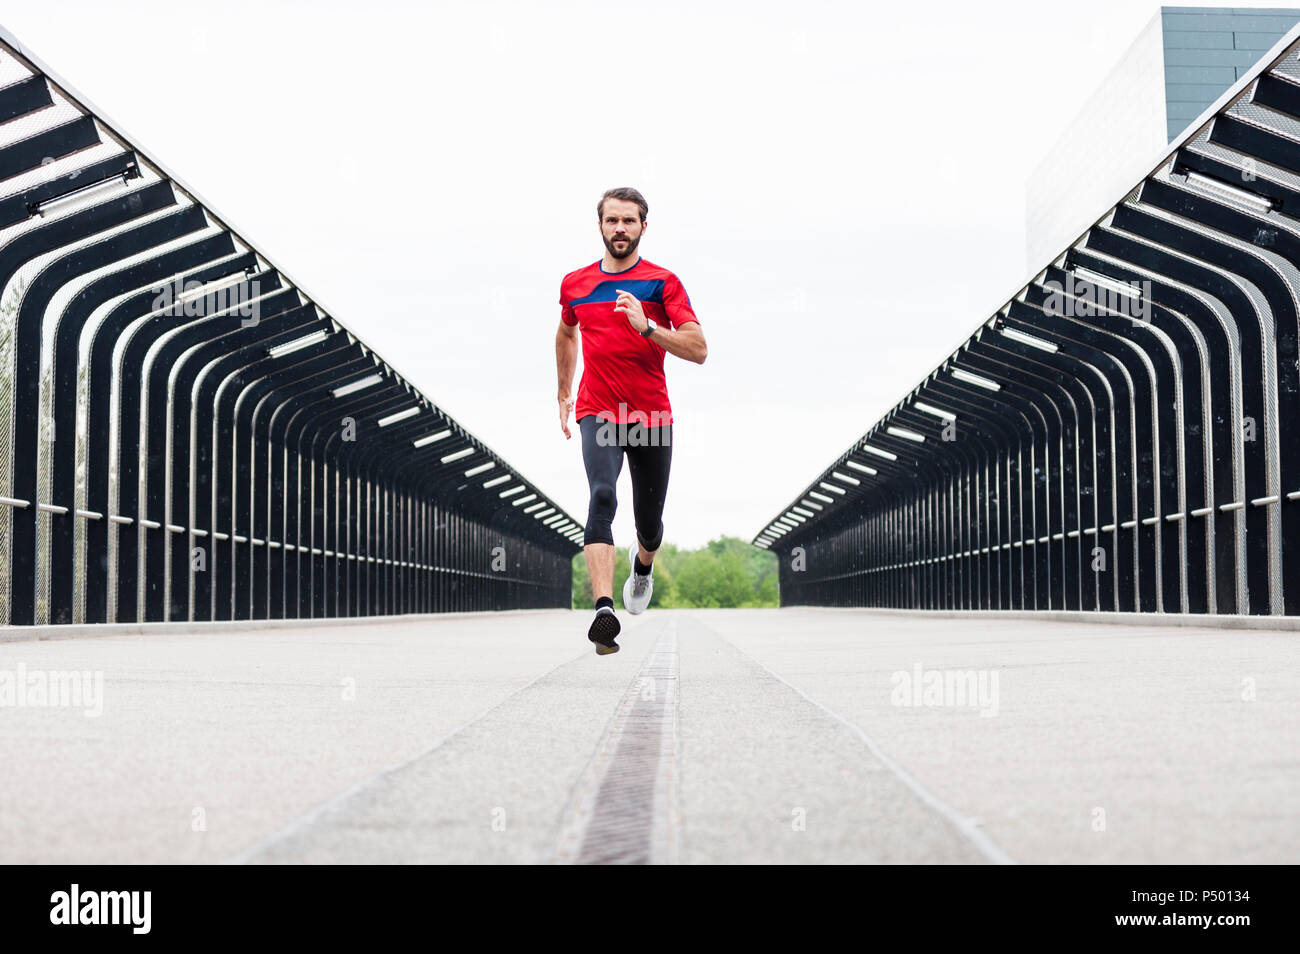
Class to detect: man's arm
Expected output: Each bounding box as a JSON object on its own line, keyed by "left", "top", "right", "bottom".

{"left": 645, "top": 319, "right": 707, "bottom": 364}
{"left": 556, "top": 319, "right": 578, "bottom": 439}
{"left": 614, "top": 282, "right": 708, "bottom": 365}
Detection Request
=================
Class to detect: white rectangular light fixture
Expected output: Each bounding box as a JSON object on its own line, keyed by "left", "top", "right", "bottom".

{"left": 862, "top": 444, "right": 898, "bottom": 461}
{"left": 831, "top": 471, "right": 860, "bottom": 486}
{"left": 31, "top": 170, "right": 133, "bottom": 217}
{"left": 464, "top": 461, "right": 494, "bottom": 476}
{"left": 809, "top": 491, "right": 834, "bottom": 503}
{"left": 412, "top": 428, "right": 451, "bottom": 446}
{"left": 1184, "top": 170, "right": 1274, "bottom": 214}
{"left": 532, "top": 507, "right": 556, "bottom": 519}
{"left": 818, "top": 481, "right": 846, "bottom": 495}
{"left": 913, "top": 401, "right": 956, "bottom": 421}
{"left": 512, "top": 493, "right": 538, "bottom": 506}
{"left": 951, "top": 368, "right": 1001, "bottom": 391}
{"left": 440, "top": 447, "right": 474, "bottom": 463}
{"left": 799, "top": 498, "right": 823, "bottom": 511}
{"left": 886, "top": 425, "right": 925, "bottom": 443}
{"left": 1000, "top": 326, "right": 1059, "bottom": 353}
{"left": 483, "top": 474, "right": 511, "bottom": 488}
{"left": 791, "top": 506, "right": 815, "bottom": 517}
{"left": 332, "top": 373, "right": 384, "bottom": 397}
{"left": 267, "top": 329, "right": 328, "bottom": 358}
{"left": 783, "top": 512, "right": 806, "bottom": 522}
{"left": 846, "top": 460, "right": 877, "bottom": 475}
{"left": 1072, "top": 266, "right": 1141, "bottom": 300}
{"left": 175, "top": 271, "right": 252, "bottom": 307}
{"left": 380, "top": 407, "right": 420, "bottom": 428}
{"left": 523, "top": 501, "right": 547, "bottom": 513}
{"left": 499, "top": 485, "right": 525, "bottom": 497}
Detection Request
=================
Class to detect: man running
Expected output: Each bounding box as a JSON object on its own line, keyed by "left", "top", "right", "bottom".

{"left": 556, "top": 187, "right": 707, "bottom": 655}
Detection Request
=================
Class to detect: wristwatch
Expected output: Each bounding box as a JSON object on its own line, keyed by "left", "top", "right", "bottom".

{"left": 641, "top": 318, "right": 657, "bottom": 338}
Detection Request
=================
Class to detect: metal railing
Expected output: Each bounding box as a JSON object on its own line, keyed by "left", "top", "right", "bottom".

{"left": 756, "top": 26, "right": 1300, "bottom": 617}
{"left": 0, "top": 27, "right": 582, "bottom": 625}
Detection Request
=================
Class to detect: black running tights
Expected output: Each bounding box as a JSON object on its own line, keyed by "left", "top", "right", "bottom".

{"left": 578, "top": 414, "right": 672, "bottom": 550}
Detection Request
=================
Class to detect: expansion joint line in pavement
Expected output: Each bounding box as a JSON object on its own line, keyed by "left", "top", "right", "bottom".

{"left": 552, "top": 618, "right": 682, "bottom": 864}
{"left": 716, "top": 631, "right": 1018, "bottom": 865}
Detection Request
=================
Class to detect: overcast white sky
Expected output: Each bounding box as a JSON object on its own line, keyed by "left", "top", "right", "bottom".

{"left": 4, "top": 0, "right": 1294, "bottom": 548}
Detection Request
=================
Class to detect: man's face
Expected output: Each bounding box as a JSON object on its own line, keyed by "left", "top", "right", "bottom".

{"left": 600, "top": 199, "right": 644, "bottom": 260}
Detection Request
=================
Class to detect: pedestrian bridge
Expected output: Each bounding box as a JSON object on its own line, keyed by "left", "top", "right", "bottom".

{"left": 2, "top": 608, "right": 1294, "bottom": 864}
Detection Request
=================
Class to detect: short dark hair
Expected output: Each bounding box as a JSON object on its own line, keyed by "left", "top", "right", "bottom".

{"left": 597, "top": 187, "right": 648, "bottom": 224}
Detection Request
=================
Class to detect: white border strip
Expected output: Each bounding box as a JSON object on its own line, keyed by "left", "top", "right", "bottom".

{"left": 0, "top": 608, "right": 575, "bottom": 643}
{"left": 797, "top": 606, "right": 1300, "bottom": 631}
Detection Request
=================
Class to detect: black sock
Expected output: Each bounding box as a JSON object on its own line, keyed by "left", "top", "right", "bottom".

{"left": 634, "top": 554, "right": 652, "bottom": 576}
{"left": 595, "top": 596, "right": 614, "bottom": 611}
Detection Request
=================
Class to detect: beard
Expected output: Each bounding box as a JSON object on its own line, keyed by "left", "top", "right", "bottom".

{"left": 604, "top": 233, "right": 640, "bottom": 259}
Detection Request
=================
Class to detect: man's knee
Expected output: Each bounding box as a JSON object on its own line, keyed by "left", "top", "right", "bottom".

{"left": 590, "top": 482, "right": 617, "bottom": 516}
{"left": 637, "top": 519, "right": 664, "bottom": 553}
{"left": 584, "top": 482, "right": 617, "bottom": 546}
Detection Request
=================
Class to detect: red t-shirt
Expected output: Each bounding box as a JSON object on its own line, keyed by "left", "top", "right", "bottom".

{"left": 559, "top": 256, "right": 699, "bottom": 426}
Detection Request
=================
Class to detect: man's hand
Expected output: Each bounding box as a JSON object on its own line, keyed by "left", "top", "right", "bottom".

{"left": 613, "top": 289, "right": 708, "bottom": 363}
{"left": 559, "top": 394, "right": 574, "bottom": 439}
{"left": 614, "top": 289, "right": 649, "bottom": 333}
{"left": 556, "top": 318, "right": 578, "bottom": 438}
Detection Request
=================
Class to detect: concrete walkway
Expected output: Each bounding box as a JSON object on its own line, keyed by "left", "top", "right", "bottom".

{"left": 0, "top": 608, "right": 1295, "bottom": 863}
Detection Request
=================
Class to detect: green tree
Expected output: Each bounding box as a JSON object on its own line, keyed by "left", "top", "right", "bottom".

{"left": 570, "top": 535, "right": 778, "bottom": 609}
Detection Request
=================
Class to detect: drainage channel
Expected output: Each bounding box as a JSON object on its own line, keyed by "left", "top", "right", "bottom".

{"left": 553, "top": 619, "right": 681, "bottom": 864}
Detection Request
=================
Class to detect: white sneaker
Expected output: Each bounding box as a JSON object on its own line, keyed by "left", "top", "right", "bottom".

{"left": 622, "top": 544, "right": 654, "bottom": 614}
